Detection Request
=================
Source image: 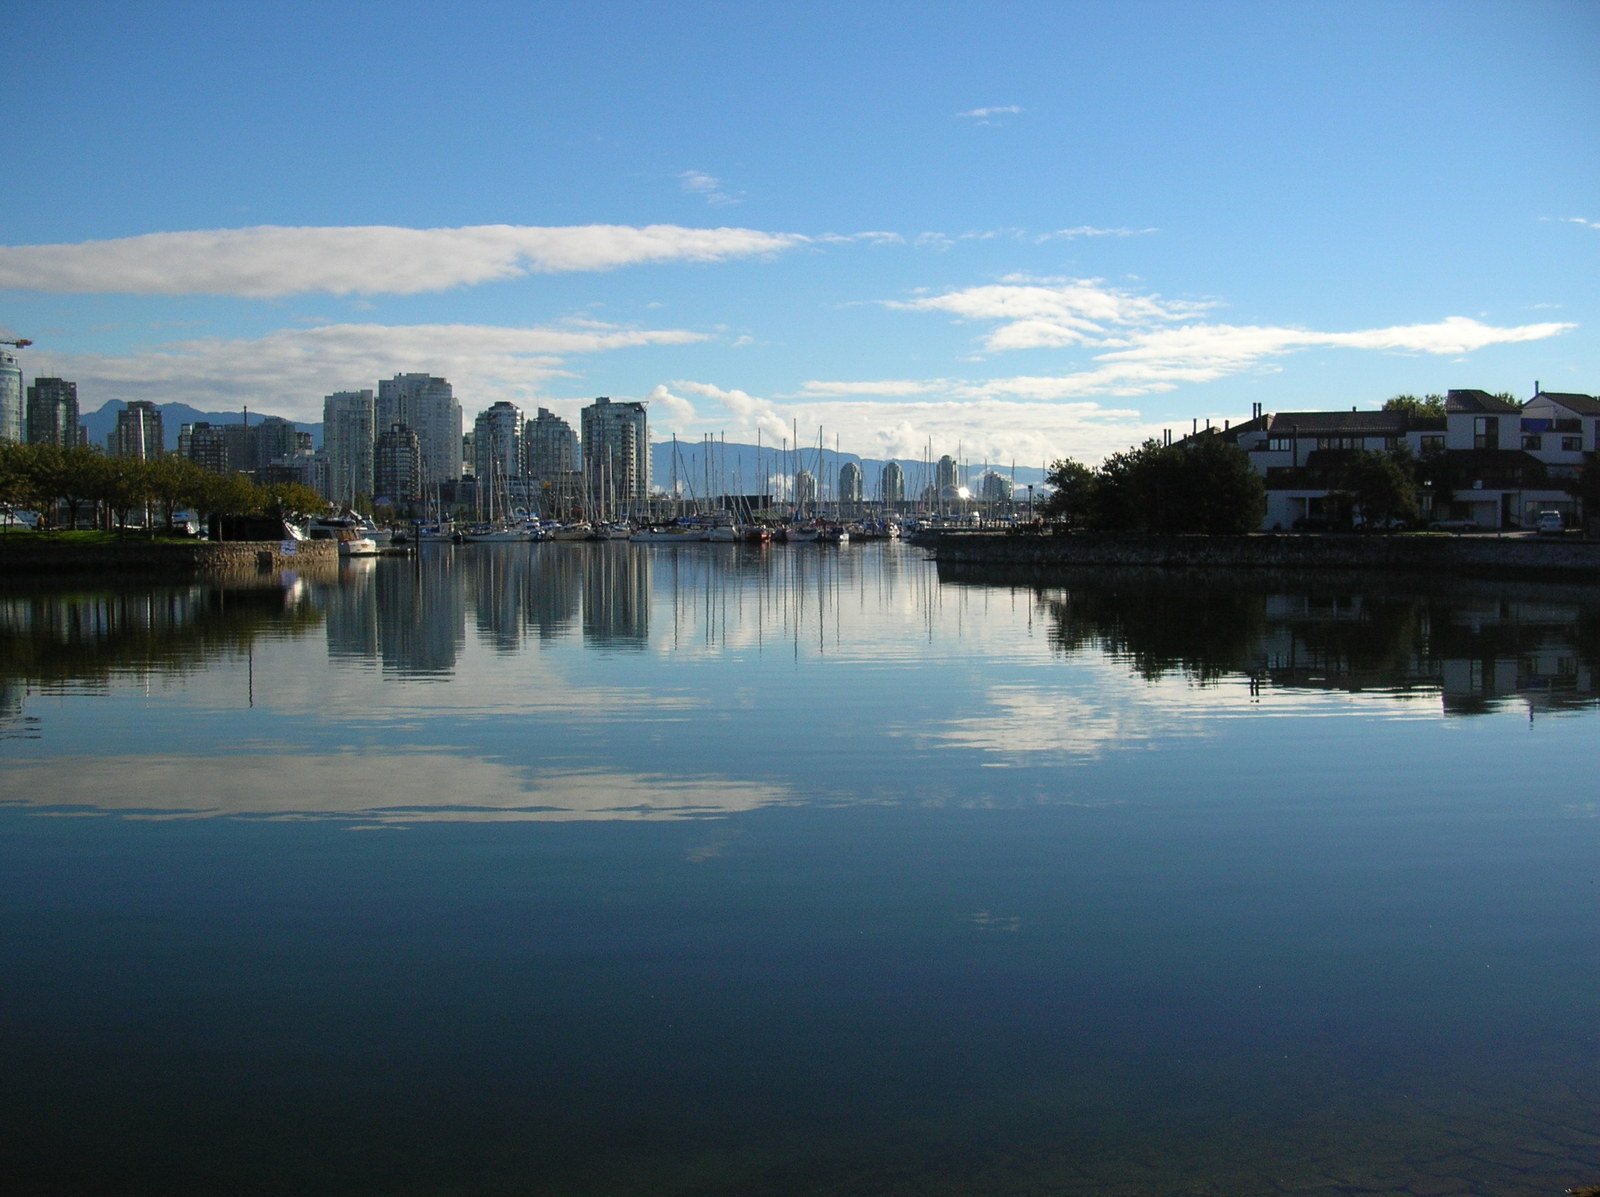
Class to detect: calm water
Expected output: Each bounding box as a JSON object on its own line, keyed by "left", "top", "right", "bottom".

{"left": 1, "top": 543, "right": 1596, "bottom": 1196}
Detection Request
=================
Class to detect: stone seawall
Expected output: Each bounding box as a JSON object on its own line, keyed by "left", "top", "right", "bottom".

{"left": 930, "top": 531, "right": 1600, "bottom": 579}
{"left": 0, "top": 538, "right": 339, "bottom": 578}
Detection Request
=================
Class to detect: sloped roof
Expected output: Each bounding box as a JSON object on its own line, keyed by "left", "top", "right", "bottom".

{"left": 1446, "top": 389, "right": 1520, "bottom": 415}
{"left": 1533, "top": 391, "right": 1600, "bottom": 416}
{"left": 1263, "top": 410, "right": 1415, "bottom": 437}
{"left": 1167, "top": 413, "right": 1271, "bottom": 450}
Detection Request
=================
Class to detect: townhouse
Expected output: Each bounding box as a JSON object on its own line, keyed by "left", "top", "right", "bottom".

{"left": 1199, "top": 389, "right": 1596, "bottom": 531}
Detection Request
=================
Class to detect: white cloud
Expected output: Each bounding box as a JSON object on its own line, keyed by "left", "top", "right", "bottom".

{"left": 661, "top": 385, "right": 1151, "bottom": 468}
{"left": 679, "top": 171, "right": 743, "bottom": 207}
{"left": 956, "top": 105, "right": 1024, "bottom": 123}
{"left": 665, "top": 379, "right": 790, "bottom": 444}
{"left": 26, "top": 320, "right": 709, "bottom": 423}
{"left": 644, "top": 383, "right": 698, "bottom": 427}
{"left": 0, "top": 223, "right": 804, "bottom": 297}
{"left": 1036, "top": 226, "right": 1159, "bottom": 241}
{"left": 891, "top": 276, "right": 1213, "bottom": 351}
{"left": 799, "top": 379, "right": 946, "bottom": 398}
{"left": 881, "top": 278, "right": 1576, "bottom": 402}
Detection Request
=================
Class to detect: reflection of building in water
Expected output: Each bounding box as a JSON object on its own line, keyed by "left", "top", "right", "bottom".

{"left": 584, "top": 546, "right": 649, "bottom": 648}
{"left": 1257, "top": 593, "right": 1441, "bottom": 695}
{"left": 1433, "top": 598, "right": 1598, "bottom": 716}
{"left": 469, "top": 546, "right": 536, "bottom": 653}
{"left": 370, "top": 555, "right": 466, "bottom": 676}
{"left": 1259, "top": 592, "right": 1599, "bottom": 715}
{"left": 323, "top": 561, "right": 380, "bottom": 660}
{"left": 524, "top": 548, "right": 583, "bottom": 641}
{"left": 0, "top": 676, "right": 26, "bottom": 732}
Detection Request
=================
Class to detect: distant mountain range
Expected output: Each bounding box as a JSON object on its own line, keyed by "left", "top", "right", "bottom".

{"left": 79, "top": 401, "right": 1049, "bottom": 492}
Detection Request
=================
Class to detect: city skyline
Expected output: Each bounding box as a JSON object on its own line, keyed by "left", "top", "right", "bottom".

{"left": 1, "top": 2, "right": 1595, "bottom": 467}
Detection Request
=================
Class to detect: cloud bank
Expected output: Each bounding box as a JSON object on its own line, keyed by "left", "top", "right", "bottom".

{"left": 0, "top": 223, "right": 805, "bottom": 297}
{"left": 885, "top": 276, "right": 1575, "bottom": 391}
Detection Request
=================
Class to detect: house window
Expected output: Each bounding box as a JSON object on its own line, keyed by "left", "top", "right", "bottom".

{"left": 1268, "top": 436, "right": 1294, "bottom": 452}
{"left": 1563, "top": 436, "right": 1582, "bottom": 452}
{"left": 1522, "top": 434, "right": 1542, "bottom": 451}
{"left": 1419, "top": 434, "right": 1444, "bottom": 452}
{"left": 1474, "top": 416, "right": 1498, "bottom": 450}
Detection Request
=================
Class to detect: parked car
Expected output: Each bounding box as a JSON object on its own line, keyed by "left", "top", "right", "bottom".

{"left": 1428, "top": 518, "right": 1478, "bottom": 533}
{"left": 1534, "top": 511, "right": 1565, "bottom": 535}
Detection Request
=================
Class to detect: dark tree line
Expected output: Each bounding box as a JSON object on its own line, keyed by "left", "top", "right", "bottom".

{"left": 0, "top": 443, "right": 324, "bottom": 533}
{"left": 1039, "top": 438, "right": 1266, "bottom": 534}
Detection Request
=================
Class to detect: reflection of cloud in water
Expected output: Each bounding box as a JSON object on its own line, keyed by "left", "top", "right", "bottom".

{"left": 921, "top": 684, "right": 1161, "bottom": 761}
{"left": 1, "top": 754, "right": 794, "bottom": 823}
{"left": 921, "top": 670, "right": 1440, "bottom": 764}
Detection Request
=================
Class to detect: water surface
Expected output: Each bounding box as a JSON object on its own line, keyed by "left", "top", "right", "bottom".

{"left": 2, "top": 544, "right": 1596, "bottom": 1195}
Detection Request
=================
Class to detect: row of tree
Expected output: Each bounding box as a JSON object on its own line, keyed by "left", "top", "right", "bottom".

{"left": 0, "top": 443, "right": 325, "bottom": 533}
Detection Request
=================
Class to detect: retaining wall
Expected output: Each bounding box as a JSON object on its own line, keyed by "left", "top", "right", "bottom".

{"left": 0, "top": 538, "right": 339, "bottom": 578}
{"left": 930, "top": 531, "right": 1600, "bottom": 579}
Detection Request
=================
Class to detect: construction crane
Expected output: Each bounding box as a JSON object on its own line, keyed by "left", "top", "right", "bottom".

{"left": 1, "top": 338, "right": 31, "bottom": 350}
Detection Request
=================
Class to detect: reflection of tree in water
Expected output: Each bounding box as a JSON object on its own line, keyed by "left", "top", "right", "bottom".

{"left": 1037, "top": 570, "right": 1268, "bottom": 683}
{"left": 0, "top": 584, "right": 323, "bottom": 692}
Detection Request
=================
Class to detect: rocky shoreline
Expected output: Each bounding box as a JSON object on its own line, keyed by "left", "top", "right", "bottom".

{"left": 929, "top": 530, "right": 1600, "bottom": 580}
{"left": 0, "top": 538, "right": 338, "bottom": 579}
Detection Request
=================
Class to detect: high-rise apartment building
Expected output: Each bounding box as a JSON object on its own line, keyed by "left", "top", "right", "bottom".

{"left": 179, "top": 422, "right": 233, "bottom": 473}
{"left": 473, "top": 401, "right": 524, "bottom": 489}
{"left": 580, "top": 397, "right": 649, "bottom": 503}
{"left": 979, "top": 471, "right": 1013, "bottom": 503}
{"left": 839, "top": 461, "right": 863, "bottom": 506}
{"left": 935, "top": 454, "right": 959, "bottom": 496}
{"left": 26, "top": 377, "right": 80, "bottom": 448}
{"left": 377, "top": 374, "right": 460, "bottom": 492}
{"left": 880, "top": 462, "right": 905, "bottom": 505}
{"left": 252, "top": 416, "right": 306, "bottom": 469}
{"left": 0, "top": 349, "right": 22, "bottom": 445}
{"left": 374, "top": 423, "right": 424, "bottom": 506}
{"left": 525, "top": 407, "right": 578, "bottom": 480}
{"left": 323, "top": 390, "right": 375, "bottom": 505}
{"left": 109, "top": 401, "right": 164, "bottom": 459}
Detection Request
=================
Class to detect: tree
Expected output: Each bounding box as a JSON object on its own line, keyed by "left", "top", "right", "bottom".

{"left": 143, "top": 456, "right": 198, "bottom": 532}
{"left": 1567, "top": 454, "right": 1600, "bottom": 529}
{"left": 1339, "top": 450, "right": 1419, "bottom": 529}
{"left": 1383, "top": 394, "right": 1446, "bottom": 418}
{"left": 1042, "top": 439, "right": 1265, "bottom": 534}
{"left": 1177, "top": 438, "right": 1267, "bottom": 534}
{"left": 259, "top": 482, "right": 326, "bottom": 524}
{"left": 1040, "top": 458, "right": 1097, "bottom": 529}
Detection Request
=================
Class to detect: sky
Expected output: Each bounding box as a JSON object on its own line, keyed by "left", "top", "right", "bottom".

{"left": 2, "top": 0, "right": 1596, "bottom": 467}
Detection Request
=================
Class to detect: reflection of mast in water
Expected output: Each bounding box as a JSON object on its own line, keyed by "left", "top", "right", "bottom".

{"left": 584, "top": 544, "right": 649, "bottom": 649}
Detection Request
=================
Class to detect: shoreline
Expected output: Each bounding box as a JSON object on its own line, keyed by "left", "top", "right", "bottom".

{"left": 0, "top": 537, "right": 339, "bottom": 578}
{"left": 929, "top": 529, "right": 1600, "bottom": 580}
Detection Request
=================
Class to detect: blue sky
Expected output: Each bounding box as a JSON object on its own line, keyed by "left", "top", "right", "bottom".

{"left": 2, "top": 0, "right": 1595, "bottom": 466}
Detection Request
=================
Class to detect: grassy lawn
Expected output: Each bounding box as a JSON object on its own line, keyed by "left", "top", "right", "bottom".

{"left": 0, "top": 528, "right": 198, "bottom": 545}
